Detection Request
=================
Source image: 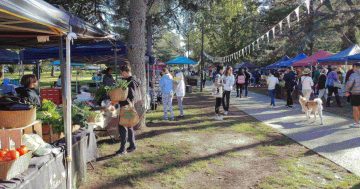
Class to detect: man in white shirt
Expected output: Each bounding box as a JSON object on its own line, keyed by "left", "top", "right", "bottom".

{"left": 267, "top": 72, "right": 279, "bottom": 107}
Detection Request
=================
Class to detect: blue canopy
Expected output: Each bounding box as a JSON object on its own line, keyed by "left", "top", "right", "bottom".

{"left": 0, "top": 49, "right": 19, "bottom": 64}
{"left": 318, "top": 45, "right": 360, "bottom": 64}
{"left": 21, "top": 41, "right": 126, "bottom": 61}
{"left": 52, "top": 60, "right": 84, "bottom": 67}
{"left": 277, "top": 53, "right": 307, "bottom": 67}
{"left": 166, "top": 56, "right": 197, "bottom": 65}
{"left": 348, "top": 53, "right": 360, "bottom": 62}
{"left": 266, "top": 56, "right": 290, "bottom": 69}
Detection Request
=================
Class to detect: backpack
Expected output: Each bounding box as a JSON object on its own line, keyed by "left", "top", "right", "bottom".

{"left": 130, "top": 78, "right": 143, "bottom": 104}
{"left": 237, "top": 75, "right": 246, "bottom": 84}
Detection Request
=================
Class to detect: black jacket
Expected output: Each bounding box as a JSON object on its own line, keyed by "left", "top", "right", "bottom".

{"left": 283, "top": 71, "right": 296, "bottom": 90}
{"left": 318, "top": 74, "right": 327, "bottom": 90}
{"left": 244, "top": 71, "right": 251, "bottom": 84}
{"left": 118, "top": 76, "right": 138, "bottom": 107}
{"left": 15, "top": 87, "right": 41, "bottom": 107}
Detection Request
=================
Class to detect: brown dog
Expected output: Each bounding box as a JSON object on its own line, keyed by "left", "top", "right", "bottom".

{"left": 299, "top": 96, "right": 324, "bottom": 125}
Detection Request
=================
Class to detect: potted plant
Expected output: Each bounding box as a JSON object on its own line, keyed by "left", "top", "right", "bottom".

{"left": 37, "top": 100, "right": 63, "bottom": 142}
{"left": 105, "top": 79, "right": 130, "bottom": 102}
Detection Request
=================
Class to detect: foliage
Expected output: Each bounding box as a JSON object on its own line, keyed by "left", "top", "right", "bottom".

{"left": 37, "top": 100, "right": 63, "bottom": 133}
{"left": 72, "top": 102, "right": 96, "bottom": 127}
{"left": 94, "top": 86, "right": 107, "bottom": 105}
{"left": 104, "top": 79, "right": 130, "bottom": 92}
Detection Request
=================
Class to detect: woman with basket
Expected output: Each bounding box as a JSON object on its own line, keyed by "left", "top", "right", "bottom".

{"left": 116, "top": 65, "right": 139, "bottom": 156}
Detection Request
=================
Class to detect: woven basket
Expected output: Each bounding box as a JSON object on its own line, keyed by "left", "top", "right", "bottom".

{"left": 108, "top": 88, "right": 128, "bottom": 102}
{"left": 0, "top": 108, "right": 36, "bottom": 129}
{"left": 119, "top": 105, "right": 139, "bottom": 128}
{"left": 0, "top": 151, "right": 32, "bottom": 180}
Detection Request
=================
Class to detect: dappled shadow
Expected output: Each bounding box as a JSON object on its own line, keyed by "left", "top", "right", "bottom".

{"left": 311, "top": 137, "right": 360, "bottom": 153}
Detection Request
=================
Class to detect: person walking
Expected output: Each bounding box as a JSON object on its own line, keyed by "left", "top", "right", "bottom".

{"left": 244, "top": 68, "right": 251, "bottom": 97}
{"left": 212, "top": 65, "right": 224, "bottom": 120}
{"left": 345, "top": 63, "right": 360, "bottom": 128}
{"left": 300, "top": 68, "right": 314, "bottom": 100}
{"left": 222, "top": 66, "right": 235, "bottom": 115}
{"left": 115, "top": 64, "right": 138, "bottom": 155}
{"left": 317, "top": 68, "right": 328, "bottom": 102}
{"left": 312, "top": 66, "right": 321, "bottom": 95}
{"left": 159, "top": 68, "right": 174, "bottom": 121}
{"left": 174, "top": 69, "right": 185, "bottom": 118}
{"left": 235, "top": 69, "right": 246, "bottom": 98}
{"left": 326, "top": 66, "right": 342, "bottom": 107}
{"left": 283, "top": 67, "right": 296, "bottom": 108}
{"left": 345, "top": 66, "right": 355, "bottom": 103}
{"left": 267, "top": 71, "right": 279, "bottom": 108}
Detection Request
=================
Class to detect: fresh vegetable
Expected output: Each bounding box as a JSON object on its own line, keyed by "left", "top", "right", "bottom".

{"left": 104, "top": 79, "right": 130, "bottom": 92}
{"left": 6, "top": 150, "right": 19, "bottom": 160}
{"left": 0, "top": 150, "right": 7, "bottom": 157}
{"left": 17, "top": 145, "right": 28, "bottom": 156}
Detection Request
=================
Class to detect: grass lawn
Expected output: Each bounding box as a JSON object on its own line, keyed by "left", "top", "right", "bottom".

{"left": 81, "top": 91, "right": 360, "bottom": 189}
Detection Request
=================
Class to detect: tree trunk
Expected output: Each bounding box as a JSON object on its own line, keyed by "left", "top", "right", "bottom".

{"left": 128, "top": 0, "right": 147, "bottom": 129}
{"left": 51, "top": 66, "right": 55, "bottom": 77}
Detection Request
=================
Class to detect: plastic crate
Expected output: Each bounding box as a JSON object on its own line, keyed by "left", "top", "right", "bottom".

{"left": 40, "top": 88, "right": 62, "bottom": 105}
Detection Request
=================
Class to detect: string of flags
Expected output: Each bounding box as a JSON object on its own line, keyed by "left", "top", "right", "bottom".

{"left": 204, "top": 0, "right": 317, "bottom": 63}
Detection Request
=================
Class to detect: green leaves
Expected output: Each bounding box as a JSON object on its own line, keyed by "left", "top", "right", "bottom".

{"left": 104, "top": 79, "right": 131, "bottom": 92}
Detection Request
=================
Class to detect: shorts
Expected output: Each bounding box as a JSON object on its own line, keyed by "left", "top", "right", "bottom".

{"left": 351, "top": 95, "right": 360, "bottom": 106}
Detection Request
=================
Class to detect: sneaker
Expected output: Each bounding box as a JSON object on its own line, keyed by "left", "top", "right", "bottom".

{"left": 115, "top": 149, "right": 126, "bottom": 156}
{"left": 170, "top": 117, "right": 175, "bottom": 121}
{"left": 350, "top": 123, "right": 360, "bottom": 128}
{"left": 224, "top": 111, "right": 228, "bottom": 115}
{"left": 126, "top": 146, "right": 136, "bottom": 153}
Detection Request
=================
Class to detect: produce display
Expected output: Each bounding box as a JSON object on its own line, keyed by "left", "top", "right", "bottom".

{"left": 0, "top": 145, "right": 29, "bottom": 161}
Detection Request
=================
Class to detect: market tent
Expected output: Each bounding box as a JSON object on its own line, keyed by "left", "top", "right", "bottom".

{"left": 52, "top": 60, "right": 84, "bottom": 67}
{"left": 234, "top": 62, "right": 259, "bottom": 69}
{"left": 0, "top": 0, "right": 113, "bottom": 48}
{"left": 0, "top": 49, "right": 19, "bottom": 64}
{"left": 277, "top": 53, "right": 307, "bottom": 67}
{"left": 292, "top": 50, "right": 333, "bottom": 67}
{"left": 166, "top": 56, "right": 197, "bottom": 65}
{"left": 348, "top": 53, "right": 360, "bottom": 63}
{"left": 21, "top": 41, "right": 126, "bottom": 61}
{"left": 266, "top": 56, "right": 290, "bottom": 69}
{"left": 318, "top": 45, "right": 360, "bottom": 65}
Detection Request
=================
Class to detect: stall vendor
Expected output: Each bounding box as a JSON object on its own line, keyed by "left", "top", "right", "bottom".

{"left": 16, "top": 74, "right": 41, "bottom": 107}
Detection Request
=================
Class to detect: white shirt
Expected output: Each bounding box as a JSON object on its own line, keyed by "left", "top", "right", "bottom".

{"left": 223, "top": 75, "right": 235, "bottom": 91}
{"left": 267, "top": 75, "right": 279, "bottom": 90}
{"left": 301, "top": 76, "right": 314, "bottom": 90}
{"left": 174, "top": 72, "right": 185, "bottom": 97}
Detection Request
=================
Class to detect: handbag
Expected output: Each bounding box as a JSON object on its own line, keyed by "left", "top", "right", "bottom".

{"left": 333, "top": 81, "right": 342, "bottom": 88}
{"left": 119, "top": 101, "right": 140, "bottom": 128}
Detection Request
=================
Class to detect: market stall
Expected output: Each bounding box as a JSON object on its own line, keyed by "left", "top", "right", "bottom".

{"left": 318, "top": 45, "right": 360, "bottom": 66}
{"left": 292, "top": 50, "right": 333, "bottom": 67}
{"left": 266, "top": 55, "right": 290, "bottom": 69}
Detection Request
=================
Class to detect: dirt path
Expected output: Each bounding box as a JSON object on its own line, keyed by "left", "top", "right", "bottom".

{"left": 81, "top": 92, "right": 360, "bottom": 189}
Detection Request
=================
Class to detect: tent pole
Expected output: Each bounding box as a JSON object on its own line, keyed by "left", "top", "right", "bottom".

{"left": 114, "top": 43, "right": 118, "bottom": 80}
{"left": 37, "top": 62, "right": 40, "bottom": 94}
{"left": 65, "top": 30, "right": 74, "bottom": 189}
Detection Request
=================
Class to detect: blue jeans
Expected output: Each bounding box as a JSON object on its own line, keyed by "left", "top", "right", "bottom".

{"left": 268, "top": 89, "right": 275, "bottom": 106}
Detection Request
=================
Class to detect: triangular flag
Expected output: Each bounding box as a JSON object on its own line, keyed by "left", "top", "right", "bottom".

{"left": 272, "top": 27, "right": 276, "bottom": 38}
{"left": 252, "top": 42, "right": 255, "bottom": 51}
{"left": 295, "top": 7, "right": 300, "bottom": 22}
{"left": 305, "top": 0, "right": 311, "bottom": 14}
{"left": 266, "top": 32, "right": 270, "bottom": 43}
{"left": 320, "top": 0, "right": 323, "bottom": 3}
{"left": 287, "top": 14, "right": 291, "bottom": 28}
{"left": 279, "top": 20, "right": 283, "bottom": 34}
{"left": 257, "top": 39, "right": 260, "bottom": 48}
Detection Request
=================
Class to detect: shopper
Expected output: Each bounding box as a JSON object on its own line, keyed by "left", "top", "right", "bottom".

{"left": 174, "top": 69, "right": 185, "bottom": 118}
{"left": 326, "top": 66, "right": 342, "bottom": 107}
{"left": 16, "top": 74, "right": 40, "bottom": 107}
{"left": 222, "top": 66, "right": 235, "bottom": 115}
{"left": 345, "top": 63, "right": 360, "bottom": 128}
{"left": 345, "top": 66, "right": 355, "bottom": 103}
{"left": 103, "top": 67, "right": 115, "bottom": 86}
{"left": 317, "top": 68, "right": 328, "bottom": 101}
{"left": 159, "top": 68, "right": 174, "bottom": 121}
{"left": 116, "top": 64, "right": 138, "bottom": 155}
{"left": 235, "top": 69, "right": 245, "bottom": 98}
{"left": 300, "top": 68, "right": 314, "bottom": 100}
{"left": 283, "top": 67, "right": 296, "bottom": 108}
{"left": 312, "top": 66, "right": 321, "bottom": 94}
{"left": 244, "top": 68, "right": 251, "bottom": 97}
{"left": 267, "top": 71, "right": 279, "bottom": 108}
{"left": 213, "top": 65, "right": 224, "bottom": 120}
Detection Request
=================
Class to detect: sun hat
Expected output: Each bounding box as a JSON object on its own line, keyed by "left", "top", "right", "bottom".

{"left": 302, "top": 68, "right": 311, "bottom": 75}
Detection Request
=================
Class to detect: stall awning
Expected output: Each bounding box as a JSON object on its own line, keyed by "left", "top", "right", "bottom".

{"left": 52, "top": 60, "right": 84, "bottom": 67}
{"left": 166, "top": 56, "right": 197, "bottom": 65}
{"left": 0, "top": 0, "right": 114, "bottom": 47}
{"left": 292, "top": 50, "right": 333, "bottom": 67}
{"left": 0, "top": 49, "right": 19, "bottom": 64}
{"left": 266, "top": 56, "right": 290, "bottom": 69}
{"left": 318, "top": 45, "right": 360, "bottom": 65}
{"left": 21, "top": 41, "right": 126, "bottom": 61}
{"left": 277, "top": 53, "right": 307, "bottom": 68}
{"left": 348, "top": 53, "right": 360, "bottom": 63}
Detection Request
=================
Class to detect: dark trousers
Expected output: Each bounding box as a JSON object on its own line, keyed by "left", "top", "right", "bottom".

{"left": 202, "top": 80, "right": 206, "bottom": 88}
{"left": 222, "top": 91, "right": 231, "bottom": 111}
{"left": 118, "top": 125, "right": 135, "bottom": 151}
{"left": 236, "top": 84, "right": 244, "bottom": 97}
{"left": 286, "top": 88, "right": 294, "bottom": 106}
{"left": 244, "top": 83, "right": 249, "bottom": 97}
{"left": 326, "top": 86, "right": 341, "bottom": 107}
{"left": 215, "top": 97, "right": 222, "bottom": 114}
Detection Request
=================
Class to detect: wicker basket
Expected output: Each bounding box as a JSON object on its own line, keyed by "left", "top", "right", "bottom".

{"left": 0, "top": 151, "right": 32, "bottom": 180}
{"left": 108, "top": 88, "right": 128, "bottom": 102}
{"left": 0, "top": 108, "right": 36, "bottom": 129}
